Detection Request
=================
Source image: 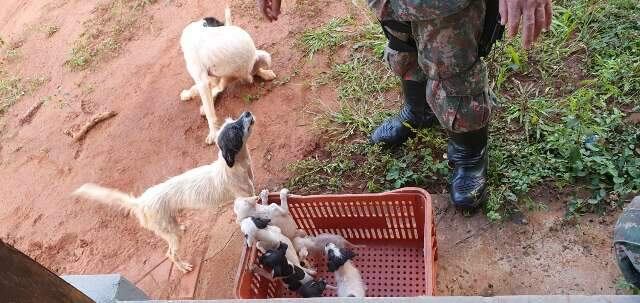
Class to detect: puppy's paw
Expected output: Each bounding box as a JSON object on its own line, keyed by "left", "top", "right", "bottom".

{"left": 262, "top": 70, "right": 277, "bottom": 81}
{"left": 180, "top": 90, "right": 193, "bottom": 101}
{"left": 211, "top": 86, "right": 223, "bottom": 98}
{"left": 176, "top": 261, "right": 194, "bottom": 273}
{"left": 279, "top": 188, "right": 289, "bottom": 197}
{"left": 303, "top": 267, "right": 317, "bottom": 276}
{"left": 259, "top": 189, "right": 269, "bottom": 205}
{"left": 199, "top": 105, "right": 206, "bottom": 116}
{"left": 205, "top": 130, "right": 218, "bottom": 145}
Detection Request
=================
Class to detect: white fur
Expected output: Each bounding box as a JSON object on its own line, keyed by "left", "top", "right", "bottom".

{"left": 293, "top": 233, "right": 365, "bottom": 263}
{"left": 179, "top": 6, "right": 276, "bottom": 144}
{"left": 233, "top": 188, "right": 304, "bottom": 239}
{"left": 239, "top": 217, "right": 310, "bottom": 272}
{"left": 325, "top": 243, "right": 366, "bottom": 297}
{"left": 72, "top": 117, "right": 255, "bottom": 273}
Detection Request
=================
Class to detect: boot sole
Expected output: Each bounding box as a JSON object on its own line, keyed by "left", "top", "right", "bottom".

{"left": 450, "top": 188, "right": 488, "bottom": 210}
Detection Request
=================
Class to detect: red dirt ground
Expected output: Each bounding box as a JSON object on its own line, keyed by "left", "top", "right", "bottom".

{"left": 0, "top": 0, "right": 625, "bottom": 299}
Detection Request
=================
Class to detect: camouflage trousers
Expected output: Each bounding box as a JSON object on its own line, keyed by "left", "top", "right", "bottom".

{"left": 379, "top": 0, "right": 493, "bottom": 133}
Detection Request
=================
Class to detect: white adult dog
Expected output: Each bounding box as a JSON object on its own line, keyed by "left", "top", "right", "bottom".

{"left": 180, "top": 7, "right": 275, "bottom": 144}
{"left": 72, "top": 112, "right": 256, "bottom": 273}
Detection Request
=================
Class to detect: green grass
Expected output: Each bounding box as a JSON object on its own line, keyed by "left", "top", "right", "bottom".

{"left": 298, "top": 16, "right": 355, "bottom": 59}
{"left": 0, "top": 72, "right": 49, "bottom": 117}
{"left": 66, "top": 0, "right": 157, "bottom": 70}
{"left": 616, "top": 277, "right": 640, "bottom": 295}
{"left": 287, "top": 0, "right": 640, "bottom": 220}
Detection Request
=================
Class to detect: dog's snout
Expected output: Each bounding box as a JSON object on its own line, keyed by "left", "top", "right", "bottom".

{"left": 241, "top": 111, "right": 255, "bottom": 125}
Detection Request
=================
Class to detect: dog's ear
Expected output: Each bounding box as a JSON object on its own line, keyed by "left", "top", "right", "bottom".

{"left": 277, "top": 242, "right": 288, "bottom": 253}
{"left": 259, "top": 250, "right": 279, "bottom": 267}
{"left": 222, "top": 149, "right": 236, "bottom": 167}
{"left": 340, "top": 248, "right": 356, "bottom": 261}
{"left": 273, "top": 263, "right": 294, "bottom": 278}
{"left": 326, "top": 247, "right": 352, "bottom": 272}
{"left": 250, "top": 217, "right": 270, "bottom": 229}
{"left": 326, "top": 249, "right": 339, "bottom": 272}
{"left": 298, "top": 279, "right": 327, "bottom": 298}
{"left": 217, "top": 122, "right": 244, "bottom": 168}
{"left": 202, "top": 17, "right": 224, "bottom": 27}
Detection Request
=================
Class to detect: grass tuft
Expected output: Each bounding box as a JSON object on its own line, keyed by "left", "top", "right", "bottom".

{"left": 298, "top": 16, "right": 355, "bottom": 58}
{"left": 65, "top": 0, "right": 157, "bottom": 70}
{"left": 0, "top": 72, "right": 49, "bottom": 117}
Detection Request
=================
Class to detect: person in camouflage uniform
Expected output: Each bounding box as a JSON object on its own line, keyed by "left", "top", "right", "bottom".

{"left": 614, "top": 195, "right": 640, "bottom": 289}
{"left": 256, "top": 0, "right": 551, "bottom": 209}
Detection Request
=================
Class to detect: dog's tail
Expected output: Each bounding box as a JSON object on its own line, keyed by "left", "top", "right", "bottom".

{"left": 72, "top": 183, "right": 139, "bottom": 213}
{"left": 224, "top": 5, "right": 232, "bottom": 26}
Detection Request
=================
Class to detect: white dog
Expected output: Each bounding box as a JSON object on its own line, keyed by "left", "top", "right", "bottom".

{"left": 180, "top": 7, "right": 276, "bottom": 144}
{"left": 325, "top": 243, "right": 366, "bottom": 297}
{"left": 72, "top": 112, "right": 256, "bottom": 272}
{"left": 234, "top": 188, "right": 305, "bottom": 239}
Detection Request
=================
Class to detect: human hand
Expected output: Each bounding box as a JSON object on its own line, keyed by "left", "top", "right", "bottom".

{"left": 256, "top": 0, "right": 282, "bottom": 22}
{"left": 499, "top": 0, "right": 552, "bottom": 49}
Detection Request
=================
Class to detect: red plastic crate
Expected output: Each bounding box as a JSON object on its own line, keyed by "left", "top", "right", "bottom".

{"left": 234, "top": 187, "right": 437, "bottom": 298}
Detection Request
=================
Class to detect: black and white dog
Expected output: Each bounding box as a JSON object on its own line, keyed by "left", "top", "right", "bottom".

{"left": 325, "top": 243, "right": 366, "bottom": 297}
{"left": 255, "top": 242, "right": 327, "bottom": 298}
{"left": 73, "top": 112, "right": 256, "bottom": 273}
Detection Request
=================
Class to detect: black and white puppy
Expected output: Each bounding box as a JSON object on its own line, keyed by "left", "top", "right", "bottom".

{"left": 258, "top": 242, "right": 326, "bottom": 297}
{"left": 325, "top": 243, "right": 366, "bottom": 297}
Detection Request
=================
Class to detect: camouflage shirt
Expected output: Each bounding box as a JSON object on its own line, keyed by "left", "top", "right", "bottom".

{"left": 368, "top": 0, "right": 473, "bottom": 21}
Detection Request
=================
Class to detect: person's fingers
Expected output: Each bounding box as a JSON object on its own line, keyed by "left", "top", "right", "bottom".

{"left": 507, "top": 1, "right": 521, "bottom": 37}
{"left": 522, "top": 8, "right": 535, "bottom": 48}
{"left": 544, "top": 0, "right": 553, "bottom": 30}
{"left": 499, "top": 0, "right": 508, "bottom": 25}
{"left": 534, "top": 5, "right": 545, "bottom": 39}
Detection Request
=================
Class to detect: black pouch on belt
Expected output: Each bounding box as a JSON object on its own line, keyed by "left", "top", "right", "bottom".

{"left": 478, "top": 0, "right": 505, "bottom": 57}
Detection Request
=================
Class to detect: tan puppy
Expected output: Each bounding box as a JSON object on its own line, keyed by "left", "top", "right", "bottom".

{"left": 72, "top": 112, "right": 256, "bottom": 272}
{"left": 293, "top": 233, "right": 365, "bottom": 264}
{"left": 180, "top": 7, "right": 275, "bottom": 144}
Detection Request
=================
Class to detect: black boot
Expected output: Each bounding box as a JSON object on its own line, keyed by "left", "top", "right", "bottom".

{"left": 371, "top": 80, "right": 436, "bottom": 145}
{"left": 448, "top": 126, "right": 489, "bottom": 209}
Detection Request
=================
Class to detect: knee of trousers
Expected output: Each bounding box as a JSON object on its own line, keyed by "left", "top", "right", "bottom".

{"left": 426, "top": 80, "right": 496, "bottom": 133}
{"left": 380, "top": 20, "right": 427, "bottom": 82}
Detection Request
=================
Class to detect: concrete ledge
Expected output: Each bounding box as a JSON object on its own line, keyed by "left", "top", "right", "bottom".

{"left": 63, "top": 274, "right": 149, "bottom": 303}
{"left": 121, "top": 296, "right": 638, "bottom": 303}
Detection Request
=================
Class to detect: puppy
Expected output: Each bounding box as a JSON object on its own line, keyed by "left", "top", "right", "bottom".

{"left": 239, "top": 217, "right": 281, "bottom": 249}
{"left": 234, "top": 188, "right": 304, "bottom": 239}
{"left": 325, "top": 243, "right": 366, "bottom": 297}
{"left": 72, "top": 112, "right": 256, "bottom": 273}
{"left": 293, "top": 233, "right": 365, "bottom": 264}
{"left": 255, "top": 243, "right": 326, "bottom": 297}
{"left": 239, "top": 217, "right": 311, "bottom": 273}
{"left": 180, "top": 7, "right": 276, "bottom": 144}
